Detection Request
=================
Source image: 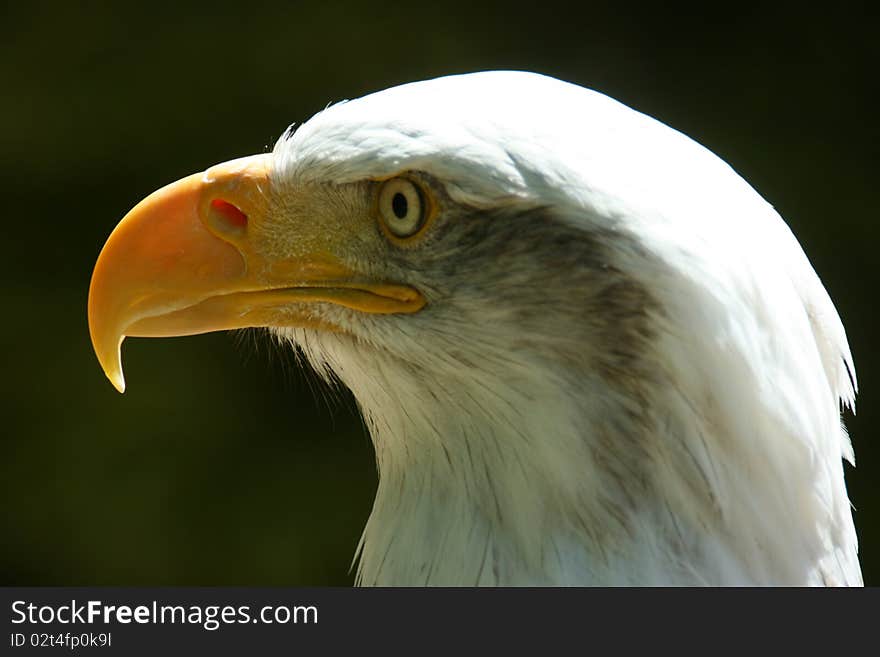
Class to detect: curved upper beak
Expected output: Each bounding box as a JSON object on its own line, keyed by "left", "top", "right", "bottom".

{"left": 88, "top": 154, "right": 424, "bottom": 393}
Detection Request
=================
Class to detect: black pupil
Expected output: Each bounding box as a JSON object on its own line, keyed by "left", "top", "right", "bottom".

{"left": 391, "top": 192, "right": 408, "bottom": 219}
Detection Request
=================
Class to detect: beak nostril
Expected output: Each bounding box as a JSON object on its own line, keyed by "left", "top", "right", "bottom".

{"left": 207, "top": 199, "right": 248, "bottom": 236}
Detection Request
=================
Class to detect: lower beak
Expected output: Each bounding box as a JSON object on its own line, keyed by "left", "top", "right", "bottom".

{"left": 88, "top": 154, "right": 424, "bottom": 392}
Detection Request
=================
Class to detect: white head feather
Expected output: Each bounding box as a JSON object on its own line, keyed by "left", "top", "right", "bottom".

{"left": 270, "top": 71, "right": 859, "bottom": 585}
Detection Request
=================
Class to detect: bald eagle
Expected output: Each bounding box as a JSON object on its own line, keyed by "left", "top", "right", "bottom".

{"left": 89, "top": 71, "right": 861, "bottom": 586}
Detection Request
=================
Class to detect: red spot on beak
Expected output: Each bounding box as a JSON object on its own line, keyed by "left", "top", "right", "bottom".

{"left": 210, "top": 199, "right": 248, "bottom": 230}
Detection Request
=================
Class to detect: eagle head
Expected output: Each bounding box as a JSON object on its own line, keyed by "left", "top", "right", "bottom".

{"left": 88, "top": 71, "right": 860, "bottom": 586}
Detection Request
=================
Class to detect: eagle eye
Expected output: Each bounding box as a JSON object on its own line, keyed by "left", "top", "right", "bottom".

{"left": 378, "top": 178, "right": 426, "bottom": 239}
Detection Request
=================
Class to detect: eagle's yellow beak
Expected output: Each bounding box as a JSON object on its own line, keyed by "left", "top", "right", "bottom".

{"left": 88, "top": 155, "right": 424, "bottom": 393}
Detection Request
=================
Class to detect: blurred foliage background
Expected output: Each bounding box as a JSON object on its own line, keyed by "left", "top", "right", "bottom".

{"left": 1, "top": 1, "right": 877, "bottom": 585}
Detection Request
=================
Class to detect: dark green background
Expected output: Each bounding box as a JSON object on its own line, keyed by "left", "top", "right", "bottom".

{"left": 2, "top": 2, "right": 877, "bottom": 585}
